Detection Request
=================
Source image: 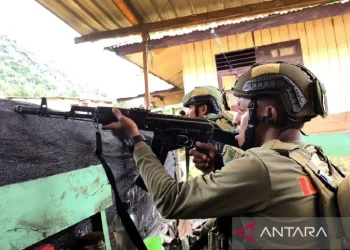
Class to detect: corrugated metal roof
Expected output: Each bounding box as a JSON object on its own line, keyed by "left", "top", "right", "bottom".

{"left": 34, "top": 0, "right": 346, "bottom": 49}
{"left": 35, "top": 0, "right": 271, "bottom": 46}
{"left": 99, "top": 0, "right": 345, "bottom": 49}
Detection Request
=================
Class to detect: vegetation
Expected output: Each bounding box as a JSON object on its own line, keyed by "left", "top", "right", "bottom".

{"left": 0, "top": 34, "right": 106, "bottom": 98}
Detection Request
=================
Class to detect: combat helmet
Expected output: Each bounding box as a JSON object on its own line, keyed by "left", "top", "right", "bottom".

{"left": 183, "top": 86, "right": 230, "bottom": 113}
{"left": 232, "top": 61, "right": 328, "bottom": 149}
{"left": 183, "top": 86, "right": 236, "bottom": 133}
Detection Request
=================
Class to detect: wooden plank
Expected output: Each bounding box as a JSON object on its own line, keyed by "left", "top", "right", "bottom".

{"left": 74, "top": 0, "right": 117, "bottom": 30}
{"left": 194, "top": 41, "right": 207, "bottom": 86}
{"left": 279, "top": 25, "right": 290, "bottom": 42}
{"left": 270, "top": 27, "right": 281, "bottom": 44}
{"left": 36, "top": 0, "right": 93, "bottom": 34}
{"left": 332, "top": 15, "right": 350, "bottom": 111}
{"left": 210, "top": 38, "right": 222, "bottom": 87}
{"left": 245, "top": 32, "right": 255, "bottom": 48}
{"left": 261, "top": 28, "right": 272, "bottom": 45}
{"left": 237, "top": 33, "right": 246, "bottom": 50}
{"left": 227, "top": 34, "right": 238, "bottom": 51}
{"left": 287, "top": 24, "right": 298, "bottom": 40}
{"left": 222, "top": 75, "right": 238, "bottom": 91}
{"left": 343, "top": 14, "right": 350, "bottom": 55}
{"left": 150, "top": 45, "right": 183, "bottom": 83}
{"left": 181, "top": 44, "right": 191, "bottom": 93}
{"left": 142, "top": 34, "right": 151, "bottom": 109}
{"left": 312, "top": 19, "right": 331, "bottom": 88}
{"left": 296, "top": 22, "right": 311, "bottom": 66}
{"left": 202, "top": 40, "right": 217, "bottom": 87}
{"left": 253, "top": 30, "right": 263, "bottom": 46}
{"left": 92, "top": 0, "right": 132, "bottom": 27}
{"left": 303, "top": 112, "right": 350, "bottom": 134}
{"left": 75, "top": 0, "right": 337, "bottom": 43}
{"left": 56, "top": 0, "right": 106, "bottom": 31}
{"left": 0, "top": 165, "right": 113, "bottom": 250}
{"left": 101, "top": 210, "right": 112, "bottom": 250}
{"left": 304, "top": 21, "right": 319, "bottom": 71}
{"left": 186, "top": 43, "right": 199, "bottom": 91}
{"left": 220, "top": 36, "right": 230, "bottom": 53}
{"left": 112, "top": 0, "right": 141, "bottom": 25}
{"left": 113, "top": 1, "right": 350, "bottom": 56}
{"left": 322, "top": 17, "right": 345, "bottom": 113}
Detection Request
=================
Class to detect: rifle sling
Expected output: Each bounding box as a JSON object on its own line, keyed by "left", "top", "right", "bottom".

{"left": 95, "top": 131, "right": 147, "bottom": 250}
{"left": 185, "top": 147, "right": 190, "bottom": 180}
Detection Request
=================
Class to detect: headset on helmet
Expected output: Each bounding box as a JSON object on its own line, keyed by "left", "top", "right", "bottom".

{"left": 231, "top": 61, "right": 328, "bottom": 150}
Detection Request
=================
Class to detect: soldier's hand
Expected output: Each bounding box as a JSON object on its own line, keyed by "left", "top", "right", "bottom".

{"left": 102, "top": 108, "right": 140, "bottom": 139}
{"left": 189, "top": 142, "right": 216, "bottom": 174}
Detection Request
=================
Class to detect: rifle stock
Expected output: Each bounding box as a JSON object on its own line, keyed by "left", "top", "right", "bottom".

{"left": 14, "top": 97, "right": 239, "bottom": 192}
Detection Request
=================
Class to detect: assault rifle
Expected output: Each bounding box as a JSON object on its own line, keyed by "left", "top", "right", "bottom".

{"left": 14, "top": 97, "right": 239, "bottom": 191}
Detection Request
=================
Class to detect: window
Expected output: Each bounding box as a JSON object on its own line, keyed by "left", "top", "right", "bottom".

{"left": 255, "top": 39, "right": 303, "bottom": 64}
{"left": 215, "top": 47, "right": 256, "bottom": 71}
{"left": 215, "top": 39, "right": 303, "bottom": 92}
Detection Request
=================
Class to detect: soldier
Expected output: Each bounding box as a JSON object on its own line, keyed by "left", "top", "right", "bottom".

{"left": 182, "top": 85, "right": 233, "bottom": 126}
{"left": 181, "top": 86, "right": 241, "bottom": 240}
{"left": 102, "top": 61, "right": 330, "bottom": 249}
{"left": 182, "top": 85, "right": 243, "bottom": 171}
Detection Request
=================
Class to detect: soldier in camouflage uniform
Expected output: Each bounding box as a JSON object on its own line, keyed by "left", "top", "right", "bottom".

{"left": 182, "top": 86, "right": 234, "bottom": 132}
{"left": 182, "top": 86, "right": 245, "bottom": 166}
{"left": 182, "top": 86, "right": 244, "bottom": 242}
{"left": 103, "top": 61, "right": 331, "bottom": 249}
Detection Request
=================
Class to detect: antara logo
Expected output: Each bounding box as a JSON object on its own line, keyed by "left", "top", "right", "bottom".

{"left": 234, "top": 221, "right": 257, "bottom": 243}
{"left": 234, "top": 222, "right": 327, "bottom": 243}
{"left": 260, "top": 227, "right": 327, "bottom": 238}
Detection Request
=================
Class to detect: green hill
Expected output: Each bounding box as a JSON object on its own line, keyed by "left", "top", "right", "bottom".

{"left": 0, "top": 34, "right": 106, "bottom": 98}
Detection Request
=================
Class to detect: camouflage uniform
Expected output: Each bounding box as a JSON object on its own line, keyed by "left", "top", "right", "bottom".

{"left": 131, "top": 62, "right": 332, "bottom": 249}
{"left": 182, "top": 86, "right": 244, "bottom": 243}
{"left": 182, "top": 86, "right": 243, "bottom": 160}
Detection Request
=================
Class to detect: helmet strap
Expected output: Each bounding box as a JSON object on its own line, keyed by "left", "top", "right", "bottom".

{"left": 194, "top": 105, "right": 200, "bottom": 117}
{"left": 241, "top": 100, "right": 258, "bottom": 150}
{"left": 241, "top": 100, "right": 277, "bottom": 150}
{"left": 220, "top": 88, "right": 230, "bottom": 110}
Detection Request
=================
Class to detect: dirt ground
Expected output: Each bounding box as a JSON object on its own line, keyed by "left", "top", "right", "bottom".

{"left": 329, "top": 156, "right": 350, "bottom": 174}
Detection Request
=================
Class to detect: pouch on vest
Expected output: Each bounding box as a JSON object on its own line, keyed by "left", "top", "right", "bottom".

{"left": 222, "top": 145, "right": 245, "bottom": 164}
{"left": 262, "top": 140, "right": 348, "bottom": 250}
{"left": 206, "top": 111, "right": 236, "bottom": 133}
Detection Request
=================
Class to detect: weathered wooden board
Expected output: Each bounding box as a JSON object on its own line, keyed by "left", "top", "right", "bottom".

{"left": 0, "top": 165, "right": 112, "bottom": 250}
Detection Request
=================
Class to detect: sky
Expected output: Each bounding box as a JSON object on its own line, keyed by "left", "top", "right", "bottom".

{"left": 0, "top": 0, "right": 173, "bottom": 99}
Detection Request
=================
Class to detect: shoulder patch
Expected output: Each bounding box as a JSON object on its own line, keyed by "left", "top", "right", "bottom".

{"left": 297, "top": 176, "right": 317, "bottom": 196}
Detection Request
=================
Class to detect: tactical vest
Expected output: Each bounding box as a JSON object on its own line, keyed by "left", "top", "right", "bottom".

{"left": 205, "top": 110, "right": 236, "bottom": 133}
{"left": 261, "top": 140, "right": 349, "bottom": 250}
{"left": 204, "top": 110, "right": 245, "bottom": 165}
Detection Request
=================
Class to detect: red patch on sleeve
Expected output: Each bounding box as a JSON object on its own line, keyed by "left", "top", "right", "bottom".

{"left": 297, "top": 176, "right": 317, "bottom": 196}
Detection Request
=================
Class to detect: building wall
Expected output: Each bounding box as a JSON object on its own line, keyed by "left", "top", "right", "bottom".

{"left": 181, "top": 13, "right": 350, "bottom": 134}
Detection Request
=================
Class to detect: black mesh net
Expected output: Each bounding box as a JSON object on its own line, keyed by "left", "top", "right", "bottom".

{"left": 0, "top": 99, "right": 176, "bottom": 250}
